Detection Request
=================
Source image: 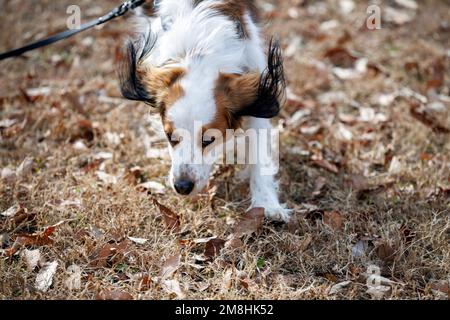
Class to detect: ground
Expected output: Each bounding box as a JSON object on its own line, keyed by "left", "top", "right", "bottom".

{"left": 0, "top": 0, "right": 449, "bottom": 300}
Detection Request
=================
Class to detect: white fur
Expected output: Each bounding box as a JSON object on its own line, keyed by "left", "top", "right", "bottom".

{"left": 134, "top": 0, "right": 291, "bottom": 222}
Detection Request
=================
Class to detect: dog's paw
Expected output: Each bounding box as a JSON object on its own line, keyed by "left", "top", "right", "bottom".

{"left": 251, "top": 202, "right": 292, "bottom": 223}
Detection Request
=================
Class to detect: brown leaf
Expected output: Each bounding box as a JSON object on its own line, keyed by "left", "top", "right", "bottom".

{"left": 70, "top": 119, "right": 94, "bottom": 143}
{"left": 324, "top": 47, "right": 357, "bottom": 68}
{"left": 80, "top": 160, "right": 101, "bottom": 174}
{"left": 430, "top": 280, "right": 449, "bottom": 296}
{"left": 204, "top": 239, "right": 225, "bottom": 260}
{"left": 160, "top": 254, "right": 180, "bottom": 279}
{"left": 152, "top": 198, "right": 180, "bottom": 232}
{"left": 323, "top": 211, "right": 344, "bottom": 231}
{"left": 312, "top": 154, "right": 339, "bottom": 174}
{"left": 123, "top": 166, "right": 143, "bottom": 185}
{"left": 425, "top": 58, "right": 445, "bottom": 91}
{"left": 233, "top": 208, "right": 265, "bottom": 237}
{"left": 96, "top": 289, "right": 133, "bottom": 300}
{"left": 5, "top": 221, "right": 62, "bottom": 256}
{"left": 135, "top": 274, "right": 152, "bottom": 292}
{"left": 376, "top": 243, "right": 396, "bottom": 263}
{"left": 89, "top": 241, "right": 129, "bottom": 268}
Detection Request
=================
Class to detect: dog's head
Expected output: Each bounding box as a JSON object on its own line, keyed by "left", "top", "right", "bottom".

{"left": 120, "top": 36, "right": 284, "bottom": 196}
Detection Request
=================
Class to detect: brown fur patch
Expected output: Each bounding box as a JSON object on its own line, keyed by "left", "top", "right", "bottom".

{"left": 202, "top": 72, "right": 261, "bottom": 147}
{"left": 215, "top": 72, "right": 260, "bottom": 114}
{"left": 138, "top": 66, "right": 186, "bottom": 142}
{"left": 139, "top": 66, "right": 185, "bottom": 112}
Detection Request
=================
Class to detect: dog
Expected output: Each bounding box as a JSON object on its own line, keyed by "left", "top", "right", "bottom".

{"left": 120, "top": 0, "right": 291, "bottom": 222}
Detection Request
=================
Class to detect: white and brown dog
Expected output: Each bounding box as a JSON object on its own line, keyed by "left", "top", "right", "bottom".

{"left": 120, "top": 0, "right": 291, "bottom": 222}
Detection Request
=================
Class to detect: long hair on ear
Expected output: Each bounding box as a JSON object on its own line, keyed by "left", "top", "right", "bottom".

{"left": 119, "top": 23, "right": 158, "bottom": 107}
{"left": 234, "top": 38, "right": 286, "bottom": 118}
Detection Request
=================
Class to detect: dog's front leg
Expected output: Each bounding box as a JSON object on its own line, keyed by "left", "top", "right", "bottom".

{"left": 247, "top": 118, "right": 291, "bottom": 222}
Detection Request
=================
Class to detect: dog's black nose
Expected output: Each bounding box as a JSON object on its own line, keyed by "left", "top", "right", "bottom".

{"left": 174, "top": 179, "right": 195, "bottom": 195}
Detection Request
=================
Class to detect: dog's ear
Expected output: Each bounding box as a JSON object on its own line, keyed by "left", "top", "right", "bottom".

{"left": 119, "top": 39, "right": 184, "bottom": 108}
{"left": 120, "top": 39, "right": 156, "bottom": 107}
{"left": 218, "top": 39, "right": 285, "bottom": 119}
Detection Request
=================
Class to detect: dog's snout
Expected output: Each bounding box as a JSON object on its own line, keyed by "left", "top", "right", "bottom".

{"left": 174, "top": 179, "right": 195, "bottom": 195}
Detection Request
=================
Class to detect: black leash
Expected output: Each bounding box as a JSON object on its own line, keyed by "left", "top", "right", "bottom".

{"left": 0, "top": 0, "right": 146, "bottom": 61}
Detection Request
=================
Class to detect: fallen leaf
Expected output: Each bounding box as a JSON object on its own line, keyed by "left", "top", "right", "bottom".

{"left": 138, "top": 181, "right": 166, "bottom": 194}
{"left": 196, "top": 283, "right": 210, "bottom": 292}
{"left": 0, "top": 119, "right": 18, "bottom": 128}
{"left": 430, "top": 280, "right": 449, "bottom": 297}
{"left": 1, "top": 167, "right": 16, "bottom": 183}
{"left": 312, "top": 155, "right": 339, "bottom": 174}
{"left": 324, "top": 47, "right": 357, "bottom": 68}
{"left": 135, "top": 274, "right": 152, "bottom": 292}
{"left": 94, "top": 152, "right": 113, "bottom": 160}
{"left": 36, "top": 261, "right": 58, "bottom": 292}
{"left": 160, "top": 254, "right": 181, "bottom": 279}
{"left": 16, "top": 157, "right": 34, "bottom": 178}
{"left": 96, "top": 171, "right": 118, "bottom": 184}
{"left": 162, "top": 279, "right": 185, "bottom": 299}
{"left": 1, "top": 204, "right": 24, "bottom": 217}
{"left": 80, "top": 160, "right": 101, "bottom": 174}
{"left": 221, "top": 268, "right": 233, "bottom": 292}
{"left": 6, "top": 221, "right": 62, "bottom": 256}
{"left": 70, "top": 119, "right": 94, "bottom": 143}
{"left": 204, "top": 239, "right": 225, "bottom": 260}
{"left": 335, "top": 123, "right": 353, "bottom": 141}
{"left": 97, "top": 289, "right": 133, "bottom": 300}
{"left": 376, "top": 243, "right": 396, "bottom": 263}
{"left": 323, "top": 211, "right": 344, "bottom": 230}
{"left": 89, "top": 241, "right": 129, "bottom": 268}
{"left": 329, "top": 281, "right": 352, "bottom": 295}
{"left": 65, "top": 264, "right": 82, "bottom": 291}
{"left": 388, "top": 156, "right": 402, "bottom": 175}
{"left": 21, "top": 249, "right": 41, "bottom": 271}
{"left": 72, "top": 140, "right": 88, "bottom": 151}
{"left": 128, "top": 236, "right": 148, "bottom": 245}
{"left": 123, "top": 166, "right": 143, "bottom": 185}
{"left": 152, "top": 198, "right": 180, "bottom": 232}
{"left": 233, "top": 208, "right": 265, "bottom": 237}
{"left": 193, "top": 237, "right": 218, "bottom": 244}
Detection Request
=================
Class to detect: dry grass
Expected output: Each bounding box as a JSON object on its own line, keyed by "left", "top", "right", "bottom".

{"left": 0, "top": 0, "right": 449, "bottom": 300}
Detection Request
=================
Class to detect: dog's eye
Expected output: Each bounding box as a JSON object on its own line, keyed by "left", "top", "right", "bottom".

{"left": 167, "top": 133, "right": 182, "bottom": 147}
{"left": 202, "top": 136, "right": 215, "bottom": 149}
